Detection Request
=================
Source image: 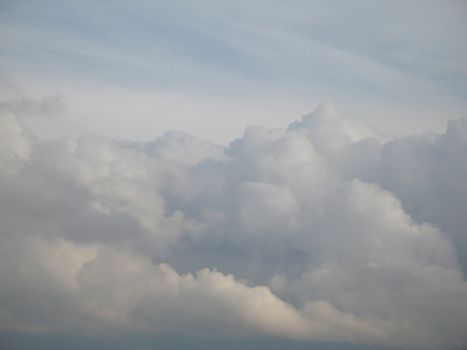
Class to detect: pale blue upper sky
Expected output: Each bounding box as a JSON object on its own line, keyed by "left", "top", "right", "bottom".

{"left": 1, "top": 0, "right": 466, "bottom": 143}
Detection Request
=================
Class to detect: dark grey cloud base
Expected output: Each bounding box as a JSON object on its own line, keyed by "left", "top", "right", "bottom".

{"left": 1, "top": 104, "right": 466, "bottom": 350}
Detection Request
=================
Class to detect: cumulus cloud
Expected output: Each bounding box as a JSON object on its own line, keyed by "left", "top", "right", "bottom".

{"left": 1, "top": 105, "right": 467, "bottom": 349}
{"left": 375, "top": 117, "right": 467, "bottom": 271}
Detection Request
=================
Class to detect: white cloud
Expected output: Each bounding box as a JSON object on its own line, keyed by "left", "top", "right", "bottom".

{"left": 1, "top": 105, "right": 467, "bottom": 349}
{"left": 0, "top": 234, "right": 388, "bottom": 343}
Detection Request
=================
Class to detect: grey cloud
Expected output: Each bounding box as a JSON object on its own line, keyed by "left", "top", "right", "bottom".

{"left": 0, "top": 77, "right": 65, "bottom": 119}
{"left": 0, "top": 76, "right": 64, "bottom": 127}
{"left": 0, "top": 94, "right": 65, "bottom": 118}
{"left": 1, "top": 106, "right": 467, "bottom": 349}
{"left": 0, "top": 112, "right": 36, "bottom": 175}
{"left": 376, "top": 117, "right": 467, "bottom": 272}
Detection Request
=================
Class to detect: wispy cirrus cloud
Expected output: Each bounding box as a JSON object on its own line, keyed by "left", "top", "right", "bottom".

{"left": 1, "top": 0, "right": 466, "bottom": 143}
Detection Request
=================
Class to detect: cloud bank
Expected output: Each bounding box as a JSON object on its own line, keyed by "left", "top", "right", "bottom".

{"left": 1, "top": 104, "right": 467, "bottom": 349}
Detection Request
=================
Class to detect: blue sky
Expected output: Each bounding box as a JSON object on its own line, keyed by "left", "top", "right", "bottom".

{"left": 1, "top": 0, "right": 466, "bottom": 143}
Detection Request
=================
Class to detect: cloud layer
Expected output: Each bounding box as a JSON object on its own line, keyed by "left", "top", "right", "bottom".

{"left": 1, "top": 105, "right": 467, "bottom": 349}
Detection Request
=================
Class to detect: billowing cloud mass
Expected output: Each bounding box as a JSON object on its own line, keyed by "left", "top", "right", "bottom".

{"left": 1, "top": 104, "right": 467, "bottom": 349}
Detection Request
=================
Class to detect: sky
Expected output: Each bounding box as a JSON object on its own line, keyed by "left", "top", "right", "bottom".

{"left": 1, "top": 0, "right": 467, "bottom": 143}
{"left": 1, "top": 1, "right": 467, "bottom": 350}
